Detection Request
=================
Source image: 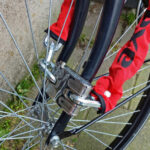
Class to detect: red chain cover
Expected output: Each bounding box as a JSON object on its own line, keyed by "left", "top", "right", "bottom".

{"left": 50, "top": 0, "right": 75, "bottom": 42}
{"left": 94, "top": 0, "right": 150, "bottom": 112}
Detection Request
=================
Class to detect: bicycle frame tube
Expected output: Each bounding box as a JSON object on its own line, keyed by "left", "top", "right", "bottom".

{"left": 59, "top": 80, "right": 150, "bottom": 139}
{"left": 45, "top": 0, "right": 125, "bottom": 144}
{"left": 82, "top": 0, "right": 125, "bottom": 82}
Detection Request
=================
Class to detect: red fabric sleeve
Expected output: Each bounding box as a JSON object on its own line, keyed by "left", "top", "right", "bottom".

{"left": 50, "top": 0, "right": 76, "bottom": 42}
{"left": 93, "top": 1, "right": 150, "bottom": 112}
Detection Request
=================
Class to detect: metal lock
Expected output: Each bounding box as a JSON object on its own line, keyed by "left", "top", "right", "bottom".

{"left": 46, "top": 62, "right": 92, "bottom": 116}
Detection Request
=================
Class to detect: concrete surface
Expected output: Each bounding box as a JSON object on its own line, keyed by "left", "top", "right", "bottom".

{"left": 0, "top": 0, "right": 62, "bottom": 100}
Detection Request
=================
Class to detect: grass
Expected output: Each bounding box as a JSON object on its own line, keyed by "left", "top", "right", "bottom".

{"left": 121, "top": 11, "right": 136, "bottom": 26}
{"left": 78, "top": 33, "right": 95, "bottom": 49}
{"left": 110, "top": 42, "right": 120, "bottom": 53}
{"left": 0, "top": 120, "right": 11, "bottom": 137}
{"left": 0, "top": 61, "right": 42, "bottom": 149}
{"left": 16, "top": 63, "right": 41, "bottom": 97}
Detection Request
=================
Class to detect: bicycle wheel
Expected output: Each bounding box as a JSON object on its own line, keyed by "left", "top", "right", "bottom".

{"left": 0, "top": 0, "right": 150, "bottom": 150}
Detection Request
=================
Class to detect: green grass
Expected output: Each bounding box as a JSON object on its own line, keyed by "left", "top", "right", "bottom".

{"left": 121, "top": 11, "right": 136, "bottom": 26}
{"left": 16, "top": 63, "right": 41, "bottom": 97}
{"left": 0, "top": 120, "right": 11, "bottom": 137}
{"left": 0, "top": 61, "right": 42, "bottom": 149}
{"left": 79, "top": 33, "right": 95, "bottom": 48}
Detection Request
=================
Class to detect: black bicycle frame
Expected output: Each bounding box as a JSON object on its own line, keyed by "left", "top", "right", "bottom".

{"left": 59, "top": 82, "right": 150, "bottom": 139}
{"left": 45, "top": 0, "right": 125, "bottom": 145}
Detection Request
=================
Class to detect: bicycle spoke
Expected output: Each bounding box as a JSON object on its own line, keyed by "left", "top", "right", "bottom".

{"left": 40, "top": 135, "right": 44, "bottom": 150}
{"left": 56, "top": 0, "right": 74, "bottom": 46}
{"left": 84, "top": 129, "right": 122, "bottom": 138}
{"left": 63, "top": 144, "right": 77, "bottom": 150}
{"left": 138, "top": 64, "right": 150, "bottom": 72}
{"left": 0, "top": 101, "right": 48, "bottom": 125}
{"left": 22, "top": 134, "right": 39, "bottom": 150}
{"left": 85, "top": 131, "right": 112, "bottom": 149}
{"left": 105, "top": 9, "right": 146, "bottom": 58}
{"left": 122, "top": 95, "right": 147, "bottom": 98}
{"left": 0, "top": 120, "right": 33, "bottom": 146}
{"left": 0, "top": 100, "right": 34, "bottom": 128}
{"left": 123, "top": 80, "right": 150, "bottom": 94}
{"left": 25, "top": 140, "right": 41, "bottom": 150}
{"left": 0, "top": 88, "right": 34, "bottom": 102}
{"left": 42, "top": 0, "right": 53, "bottom": 124}
{"left": 10, "top": 127, "right": 44, "bottom": 138}
{"left": 70, "top": 119, "right": 132, "bottom": 125}
{"left": 98, "top": 110, "right": 140, "bottom": 122}
{"left": 0, "top": 13, "right": 43, "bottom": 98}
{"left": 0, "top": 106, "right": 33, "bottom": 117}
{"left": 70, "top": 121, "right": 112, "bottom": 149}
{"left": 76, "top": 7, "right": 103, "bottom": 73}
{"left": 0, "top": 136, "right": 34, "bottom": 141}
{"left": 0, "top": 72, "right": 28, "bottom": 107}
{"left": 25, "top": 0, "right": 39, "bottom": 61}
{"left": 60, "top": 141, "right": 67, "bottom": 150}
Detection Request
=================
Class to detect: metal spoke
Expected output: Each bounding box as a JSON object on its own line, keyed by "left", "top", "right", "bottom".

{"left": 22, "top": 134, "right": 39, "bottom": 150}
{"left": 25, "top": 140, "right": 41, "bottom": 150}
{"left": 0, "top": 101, "right": 48, "bottom": 125}
{"left": 63, "top": 144, "right": 77, "bottom": 150}
{"left": 42, "top": 0, "right": 53, "bottom": 125}
{"left": 98, "top": 110, "right": 140, "bottom": 123}
{"left": 8, "top": 113, "right": 48, "bottom": 124}
{"left": 0, "top": 88, "right": 34, "bottom": 102}
{"left": 138, "top": 64, "right": 150, "bottom": 72}
{"left": 70, "top": 121, "right": 112, "bottom": 149}
{"left": 122, "top": 95, "right": 147, "bottom": 98}
{"left": 0, "top": 13, "right": 43, "bottom": 98}
{"left": 123, "top": 80, "right": 150, "bottom": 94}
{"left": 0, "top": 72, "right": 28, "bottom": 107}
{"left": 85, "top": 129, "right": 122, "bottom": 138}
{"left": 84, "top": 130, "right": 112, "bottom": 149}
{"left": 59, "top": 141, "right": 67, "bottom": 150}
{"left": 10, "top": 127, "right": 44, "bottom": 138}
{"left": 105, "top": 8, "right": 146, "bottom": 58}
{"left": 0, "top": 106, "right": 33, "bottom": 117}
{"left": 95, "top": 120, "right": 132, "bottom": 125}
{"left": 0, "top": 100, "right": 34, "bottom": 129}
{"left": 0, "top": 136, "right": 34, "bottom": 141}
{"left": 56, "top": 0, "right": 74, "bottom": 46}
{"left": 25, "top": 0, "right": 39, "bottom": 61}
{"left": 70, "top": 119, "right": 132, "bottom": 125}
{"left": 0, "top": 120, "right": 34, "bottom": 146}
{"left": 76, "top": 7, "right": 103, "bottom": 73}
